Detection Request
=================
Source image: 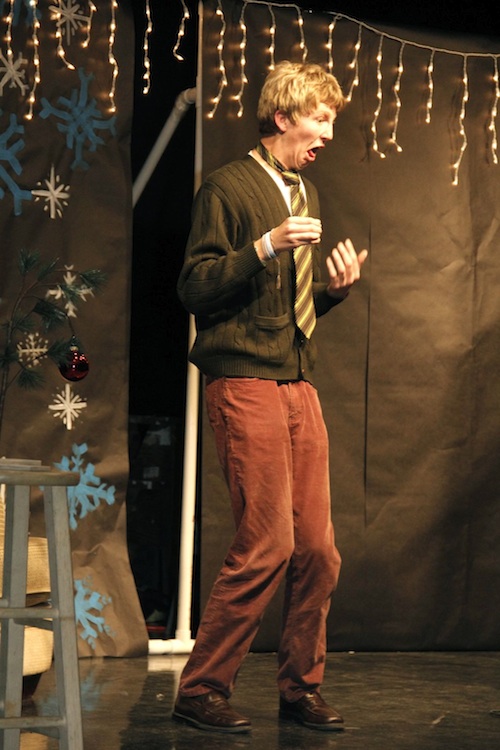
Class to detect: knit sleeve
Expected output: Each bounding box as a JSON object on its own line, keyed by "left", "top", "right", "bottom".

{"left": 177, "top": 180, "right": 265, "bottom": 316}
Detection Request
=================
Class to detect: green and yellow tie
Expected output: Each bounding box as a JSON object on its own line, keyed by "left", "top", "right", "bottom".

{"left": 256, "top": 143, "right": 316, "bottom": 339}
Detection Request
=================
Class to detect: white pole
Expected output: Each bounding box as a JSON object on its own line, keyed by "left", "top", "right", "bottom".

{"left": 132, "top": 87, "right": 197, "bottom": 208}
{"left": 148, "top": 330, "right": 198, "bottom": 656}
{"left": 148, "top": 3, "right": 204, "bottom": 657}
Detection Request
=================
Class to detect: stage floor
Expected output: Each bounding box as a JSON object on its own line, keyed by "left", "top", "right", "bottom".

{"left": 20, "top": 651, "right": 500, "bottom": 749}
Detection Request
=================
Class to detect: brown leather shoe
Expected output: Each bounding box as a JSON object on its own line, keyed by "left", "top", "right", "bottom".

{"left": 279, "top": 691, "right": 344, "bottom": 731}
{"left": 172, "top": 691, "right": 252, "bottom": 733}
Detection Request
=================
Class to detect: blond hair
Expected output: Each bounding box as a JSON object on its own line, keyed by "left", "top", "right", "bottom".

{"left": 257, "top": 61, "right": 346, "bottom": 136}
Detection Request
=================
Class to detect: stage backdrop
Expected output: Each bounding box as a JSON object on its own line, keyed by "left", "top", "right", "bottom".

{"left": 197, "top": 0, "right": 500, "bottom": 650}
{"left": 0, "top": 0, "right": 147, "bottom": 656}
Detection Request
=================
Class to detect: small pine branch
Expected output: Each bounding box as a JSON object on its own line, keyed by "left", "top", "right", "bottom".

{"left": 18, "top": 249, "right": 40, "bottom": 276}
{"left": 79, "top": 269, "right": 107, "bottom": 292}
{"left": 37, "top": 258, "right": 59, "bottom": 281}
{"left": 0, "top": 346, "right": 19, "bottom": 369}
{"left": 10, "top": 312, "right": 35, "bottom": 335}
{"left": 0, "top": 250, "right": 107, "bottom": 445}
{"left": 47, "top": 338, "right": 73, "bottom": 367}
{"left": 32, "top": 298, "right": 69, "bottom": 330}
{"left": 17, "top": 366, "right": 45, "bottom": 390}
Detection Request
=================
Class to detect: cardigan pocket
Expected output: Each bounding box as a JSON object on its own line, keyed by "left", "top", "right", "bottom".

{"left": 252, "top": 312, "right": 294, "bottom": 365}
{"left": 254, "top": 312, "right": 290, "bottom": 330}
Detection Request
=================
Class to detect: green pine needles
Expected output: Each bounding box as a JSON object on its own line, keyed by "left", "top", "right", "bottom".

{"left": 0, "top": 249, "right": 106, "bottom": 443}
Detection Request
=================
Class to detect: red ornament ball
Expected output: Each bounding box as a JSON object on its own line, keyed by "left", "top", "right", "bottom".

{"left": 59, "top": 347, "right": 90, "bottom": 381}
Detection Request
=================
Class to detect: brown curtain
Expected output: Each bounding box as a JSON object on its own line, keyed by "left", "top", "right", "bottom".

{"left": 0, "top": 0, "right": 147, "bottom": 656}
{"left": 198, "top": 0, "right": 500, "bottom": 650}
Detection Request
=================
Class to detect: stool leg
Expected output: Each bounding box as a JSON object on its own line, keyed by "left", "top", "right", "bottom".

{"left": 0, "top": 485, "right": 30, "bottom": 750}
{"left": 43, "top": 485, "right": 83, "bottom": 750}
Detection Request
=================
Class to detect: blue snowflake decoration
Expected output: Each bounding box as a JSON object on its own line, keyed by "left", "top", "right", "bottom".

{"left": 0, "top": 110, "right": 32, "bottom": 215}
{"left": 40, "top": 68, "right": 117, "bottom": 170}
{"left": 54, "top": 442, "right": 116, "bottom": 530}
{"left": 79, "top": 668, "right": 105, "bottom": 711}
{"left": 34, "top": 667, "right": 104, "bottom": 715}
{"left": 74, "top": 577, "right": 115, "bottom": 649}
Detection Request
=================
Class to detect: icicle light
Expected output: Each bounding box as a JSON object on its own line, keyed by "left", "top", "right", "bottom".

{"left": 296, "top": 6, "right": 307, "bottom": 63}
{"left": 326, "top": 15, "right": 340, "bottom": 73}
{"left": 346, "top": 25, "right": 362, "bottom": 102}
{"left": 389, "top": 41, "right": 405, "bottom": 152}
{"left": 268, "top": 4, "right": 276, "bottom": 71}
{"left": 3, "top": 0, "right": 499, "bottom": 187}
{"left": 108, "top": 0, "right": 118, "bottom": 113}
{"left": 82, "top": 1, "right": 96, "bottom": 49}
{"left": 371, "top": 35, "right": 385, "bottom": 158}
{"left": 26, "top": 0, "right": 41, "bottom": 120}
{"left": 425, "top": 49, "right": 435, "bottom": 124}
{"left": 488, "top": 57, "right": 500, "bottom": 165}
{"left": 235, "top": 2, "right": 248, "bottom": 118}
{"left": 54, "top": 0, "right": 75, "bottom": 70}
{"left": 173, "top": 0, "right": 190, "bottom": 61}
{"left": 142, "top": 0, "right": 152, "bottom": 94}
{"left": 6, "top": 0, "right": 14, "bottom": 62}
{"left": 452, "top": 56, "right": 469, "bottom": 186}
{"left": 208, "top": 0, "right": 227, "bottom": 118}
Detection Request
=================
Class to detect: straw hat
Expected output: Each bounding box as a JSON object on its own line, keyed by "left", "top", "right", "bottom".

{"left": 0, "top": 490, "right": 54, "bottom": 677}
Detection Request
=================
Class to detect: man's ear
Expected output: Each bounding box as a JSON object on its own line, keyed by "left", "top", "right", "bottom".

{"left": 274, "top": 110, "right": 289, "bottom": 134}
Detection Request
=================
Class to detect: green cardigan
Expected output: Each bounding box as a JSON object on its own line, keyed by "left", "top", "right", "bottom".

{"left": 177, "top": 154, "right": 343, "bottom": 382}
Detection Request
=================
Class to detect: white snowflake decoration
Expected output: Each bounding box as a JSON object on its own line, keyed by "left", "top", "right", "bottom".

{"left": 17, "top": 332, "right": 49, "bottom": 366}
{"left": 0, "top": 50, "right": 28, "bottom": 96}
{"left": 32, "top": 164, "right": 70, "bottom": 219}
{"left": 45, "top": 265, "right": 94, "bottom": 318}
{"left": 48, "top": 382, "right": 87, "bottom": 430}
{"left": 49, "top": 0, "right": 91, "bottom": 46}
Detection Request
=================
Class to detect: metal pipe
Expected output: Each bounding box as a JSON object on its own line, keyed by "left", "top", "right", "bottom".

{"left": 147, "top": 3, "right": 203, "bottom": 657}
{"left": 132, "top": 86, "right": 196, "bottom": 207}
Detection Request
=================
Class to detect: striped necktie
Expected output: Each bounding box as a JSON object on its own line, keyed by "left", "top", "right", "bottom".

{"left": 256, "top": 143, "right": 316, "bottom": 339}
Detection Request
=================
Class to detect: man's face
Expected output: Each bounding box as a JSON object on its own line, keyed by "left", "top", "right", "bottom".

{"left": 277, "top": 102, "right": 337, "bottom": 171}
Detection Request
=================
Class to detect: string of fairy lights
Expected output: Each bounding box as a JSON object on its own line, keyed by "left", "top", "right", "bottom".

{"left": 170, "top": 0, "right": 500, "bottom": 186}
{"left": 3, "top": 0, "right": 113, "bottom": 117}
{"left": 2, "top": 1, "right": 499, "bottom": 185}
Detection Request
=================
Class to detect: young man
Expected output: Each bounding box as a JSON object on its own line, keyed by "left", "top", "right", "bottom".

{"left": 174, "top": 61, "right": 367, "bottom": 734}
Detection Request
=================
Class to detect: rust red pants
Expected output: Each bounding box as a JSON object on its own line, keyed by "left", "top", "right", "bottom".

{"left": 178, "top": 377, "right": 341, "bottom": 701}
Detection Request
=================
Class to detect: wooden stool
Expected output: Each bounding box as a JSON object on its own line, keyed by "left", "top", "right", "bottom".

{"left": 0, "top": 466, "right": 83, "bottom": 750}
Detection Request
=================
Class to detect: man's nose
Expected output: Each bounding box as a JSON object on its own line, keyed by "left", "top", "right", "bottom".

{"left": 323, "top": 122, "right": 335, "bottom": 141}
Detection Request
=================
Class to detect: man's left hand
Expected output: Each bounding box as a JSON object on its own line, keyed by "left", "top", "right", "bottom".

{"left": 326, "top": 238, "right": 368, "bottom": 296}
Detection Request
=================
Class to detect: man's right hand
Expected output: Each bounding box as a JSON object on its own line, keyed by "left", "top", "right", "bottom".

{"left": 255, "top": 216, "right": 322, "bottom": 262}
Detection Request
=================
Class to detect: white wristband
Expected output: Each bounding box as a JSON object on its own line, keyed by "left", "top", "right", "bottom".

{"left": 261, "top": 230, "right": 277, "bottom": 259}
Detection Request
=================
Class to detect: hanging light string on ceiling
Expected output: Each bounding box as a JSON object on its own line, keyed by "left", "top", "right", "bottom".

{"left": 173, "top": 0, "right": 190, "bottom": 61}
{"left": 107, "top": 0, "right": 118, "bottom": 113}
{"left": 54, "top": 23, "right": 74, "bottom": 71}
{"left": 208, "top": 0, "right": 228, "bottom": 118}
{"left": 326, "top": 14, "right": 341, "bottom": 74}
{"left": 48, "top": 0, "right": 96, "bottom": 70}
{"left": 452, "top": 55, "right": 469, "bottom": 186}
{"left": 268, "top": 4, "right": 277, "bottom": 70}
{"left": 389, "top": 41, "right": 404, "bottom": 153}
{"left": 490, "top": 58, "right": 500, "bottom": 165}
{"left": 26, "top": 0, "right": 41, "bottom": 121}
{"left": 235, "top": 1, "right": 249, "bottom": 117}
{"left": 183, "top": 0, "right": 499, "bottom": 185}
{"left": 82, "top": 1, "right": 96, "bottom": 50}
{"left": 142, "top": 0, "right": 152, "bottom": 94}
{"left": 5, "top": 0, "right": 99, "bottom": 119}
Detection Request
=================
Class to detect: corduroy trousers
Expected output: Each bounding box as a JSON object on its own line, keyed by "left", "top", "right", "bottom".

{"left": 178, "top": 376, "right": 341, "bottom": 702}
